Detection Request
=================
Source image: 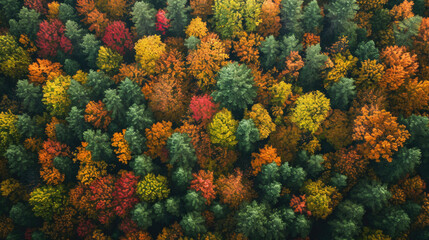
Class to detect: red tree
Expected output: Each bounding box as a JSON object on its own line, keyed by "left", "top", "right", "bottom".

{"left": 102, "top": 21, "right": 134, "bottom": 55}
{"left": 36, "top": 19, "right": 72, "bottom": 58}
{"left": 189, "top": 94, "right": 218, "bottom": 125}
{"left": 190, "top": 170, "right": 216, "bottom": 204}
{"left": 88, "top": 175, "right": 116, "bottom": 225}
{"left": 156, "top": 10, "right": 170, "bottom": 35}
{"left": 111, "top": 171, "right": 139, "bottom": 218}
{"left": 24, "top": 0, "right": 47, "bottom": 14}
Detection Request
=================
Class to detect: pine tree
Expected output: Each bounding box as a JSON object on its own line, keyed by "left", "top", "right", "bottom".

{"left": 303, "top": 0, "right": 323, "bottom": 34}
{"left": 328, "top": 77, "right": 356, "bottom": 110}
{"left": 166, "top": 0, "right": 190, "bottom": 36}
{"left": 281, "top": 0, "right": 303, "bottom": 38}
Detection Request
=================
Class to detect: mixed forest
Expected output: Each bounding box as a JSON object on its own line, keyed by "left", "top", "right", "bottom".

{"left": 2, "top": 0, "right": 429, "bottom": 239}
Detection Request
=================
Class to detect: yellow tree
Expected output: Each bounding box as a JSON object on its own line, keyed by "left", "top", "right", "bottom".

{"left": 42, "top": 76, "right": 72, "bottom": 117}
{"left": 185, "top": 17, "right": 209, "bottom": 38}
{"left": 246, "top": 103, "right": 276, "bottom": 140}
{"left": 208, "top": 108, "right": 238, "bottom": 148}
{"left": 111, "top": 129, "right": 131, "bottom": 164}
{"left": 290, "top": 91, "right": 331, "bottom": 133}
{"left": 0, "top": 111, "right": 19, "bottom": 154}
{"left": 134, "top": 35, "right": 166, "bottom": 76}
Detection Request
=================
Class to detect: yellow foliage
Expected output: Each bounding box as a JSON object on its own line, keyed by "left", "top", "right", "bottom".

{"left": 97, "top": 46, "right": 123, "bottom": 74}
{"left": 301, "top": 180, "right": 339, "bottom": 219}
{"left": 0, "top": 111, "right": 19, "bottom": 154}
{"left": 77, "top": 160, "right": 108, "bottom": 185}
{"left": 270, "top": 81, "right": 292, "bottom": 107}
{"left": 186, "top": 17, "right": 209, "bottom": 38}
{"left": 290, "top": 91, "right": 331, "bottom": 134}
{"left": 357, "top": 0, "right": 388, "bottom": 11}
{"left": 208, "top": 108, "right": 238, "bottom": 148}
{"left": 137, "top": 173, "right": 170, "bottom": 202}
{"left": 246, "top": 103, "right": 276, "bottom": 140}
{"left": 111, "top": 129, "right": 132, "bottom": 164}
{"left": 42, "top": 75, "right": 72, "bottom": 117}
{"left": 48, "top": 1, "right": 60, "bottom": 19}
{"left": 135, "top": 35, "right": 166, "bottom": 76}
{"left": 0, "top": 178, "right": 23, "bottom": 202}
{"left": 324, "top": 53, "right": 358, "bottom": 88}
{"left": 355, "top": 59, "right": 385, "bottom": 88}
{"left": 73, "top": 70, "right": 88, "bottom": 85}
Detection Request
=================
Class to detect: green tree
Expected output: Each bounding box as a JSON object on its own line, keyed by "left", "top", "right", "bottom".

{"left": 327, "top": 77, "right": 356, "bottom": 110}
{"left": 131, "top": 202, "right": 153, "bottom": 229}
{"left": 0, "top": 0, "right": 21, "bottom": 20}
{"left": 67, "top": 79, "right": 89, "bottom": 109}
{"left": 86, "top": 70, "right": 113, "bottom": 100}
{"left": 303, "top": 0, "right": 323, "bottom": 34}
{"left": 172, "top": 167, "right": 193, "bottom": 192}
{"left": 180, "top": 211, "right": 207, "bottom": 237}
{"left": 374, "top": 147, "right": 421, "bottom": 183}
{"left": 354, "top": 40, "right": 379, "bottom": 61}
{"left": 130, "top": 154, "right": 154, "bottom": 177}
{"left": 16, "top": 80, "right": 44, "bottom": 114}
{"left": 212, "top": 62, "right": 257, "bottom": 113}
{"left": 279, "top": 162, "right": 307, "bottom": 190}
{"left": 236, "top": 201, "right": 268, "bottom": 239}
{"left": 103, "top": 89, "right": 125, "bottom": 121}
{"left": 328, "top": 200, "right": 365, "bottom": 240}
{"left": 279, "top": 34, "right": 302, "bottom": 63}
{"left": 394, "top": 15, "right": 422, "bottom": 47}
{"left": 184, "top": 190, "right": 205, "bottom": 212}
{"left": 58, "top": 3, "right": 78, "bottom": 23}
{"left": 167, "top": 0, "right": 190, "bottom": 36}
{"left": 9, "top": 202, "right": 37, "bottom": 227}
{"left": 299, "top": 44, "right": 329, "bottom": 91}
{"left": 325, "top": 0, "right": 359, "bottom": 42}
{"left": 118, "top": 78, "right": 145, "bottom": 107}
{"left": 167, "top": 133, "right": 197, "bottom": 169}
{"left": 83, "top": 129, "right": 114, "bottom": 162}
{"left": 5, "top": 144, "right": 36, "bottom": 179}
{"left": 9, "top": 7, "right": 41, "bottom": 40}
{"left": 132, "top": 1, "right": 156, "bottom": 37}
{"left": 260, "top": 35, "right": 280, "bottom": 70}
{"left": 125, "top": 127, "right": 146, "bottom": 156}
{"left": 370, "top": 207, "right": 410, "bottom": 238}
{"left": 281, "top": 0, "right": 303, "bottom": 38}
{"left": 295, "top": 151, "right": 324, "bottom": 179}
{"left": 126, "top": 103, "right": 154, "bottom": 135}
{"left": 81, "top": 34, "right": 101, "bottom": 69}
{"left": 66, "top": 107, "right": 88, "bottom": 141}
{"left": 349, "top": 179, "right": 391, "bottom": 212}
{"left": 16, "top": 114, "right": 43, "bottom": 138}
{"left": 236, "top": 118, "right": 260, "bottom": 153}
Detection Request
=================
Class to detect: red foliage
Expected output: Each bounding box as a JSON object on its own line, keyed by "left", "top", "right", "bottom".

{"left": 332, "top": 148, "right": 368, "bottom": 182}
{"left": 38, "top": 139, "right": 71, "bottom": 185}
{"left": 156, "top": 10, "right": 170, "bottom": 35}
{"left": 290, "top": 194, "right": 311, "bottom": 216}
{"left": 112, "top": 171, "right": 140, "bottom": 218}
{"left": 216, "top": 169, "right": 253, "bottom": 208}
{"left": 89, "top": 175, "right": 116, "bottom": 225}
{"left": 119, "top": 217, "right": 139, "bottom": 234}
{"left": 84, "top": 100, "right": 112, "bottom": 130}
{"left": 36, "top": 19, "right": 73, "bottom": 58}
{"left": 76, "top": 219, "right": 96, "bottom": 239}
{"left": 189, "top": 95, "right": 218, "bottom": 125}
{"left": 190, "top": 170, "right": 216, "bottom": 204}
{"left": 24, "top": 0, "right": 47, "bottom": 14}
{"left": 102, "top": 21, "right": 134, "bottom": 55}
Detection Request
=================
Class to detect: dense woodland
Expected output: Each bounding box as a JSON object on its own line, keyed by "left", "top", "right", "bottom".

{"left": 1, "top": 0, "right": 429, "bottom": 239}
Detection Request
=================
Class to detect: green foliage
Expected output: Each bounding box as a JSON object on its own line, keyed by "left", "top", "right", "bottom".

{"left": 281, "top": 0, "right": 303, "bottom": 38}
{"left": 299, "top": 44, "right": 329, "bottom": 91}
{"left": 0, "top": 34, "right": 31, "bottom": 79}
{"left": 81, "top": 34, "right": 101, "bottom": 69}
{"left": 124, "top": 127, "right": 146, "bottom": 155}
{"left": 131, "top": 202, "right": 153, "bottom": 229}
{"left": 370, "top": 207, "right": 410, "bottom": 238}
{"left": 5, "top": 144, "right": 36, "bottom": 178}
{"left": 236, "top": 118, "right": 260, "bottom": 153}
{"left": 166, "top": 0, "right": 190, "bottom": 36}
{"left": 349, "top": 179, "right": 391, "bottom": 212}
{"left": 83, "top": 129, "right": 114, "bottom": 162}
{"left": 394, "top": 16, "right": 422, "bottom": 47}
{"left": 9, "top": 7, "right": 41, "bottom": 40}
{"left": 279, "top": 163, "right": 307, "bottom": 190}
{"left": 103, "top": 89, "right": 125, "bottom": 121}
{"left": 9, "top": 202, "right": 37, "bottom": 227}
{"left": 185, "top": 36, "right": 201, "bottom": 50}
{"left": 118, "top": 78, "right": 145, "bottom": 107}
{"left": 130, "top": 154, "right": 154, "bottom": 177}
{"left": 166, "top": 197, "right": 181, "bottom": 217}
{"left": 126, "top": 103, "right": 154, "bottom": 135}
{"left": 172, "top": 167, "right": 193, "bottom": 192}
{"left": 279, "top": 34, "right": 303, "bottom": 61}
{"left": 327, "top": 77, "right": 356, "bottom": 110}
{"left": 374, "top": 147, "right": 421, "bottom": 183}
{"left": 260, "top": 35, "right": 280, "bottom": 69}
{"left": 59, "top": 3, "right": 78, "bottom": 23}
{"left": 132, "top": 1, "right": 156, "bottom": 37}
{"left": 16, "top": 114, "right": 43, "bottom": 138}
{"left": 16, "top": 80, "right": 44, "bottom": 114}
{"left": 86, "top": 70, "right": 114, "bottom": 100}
{"left": 354, "top": 40, "right": 379, "bottom": 61}
{"left": 328, "top": 200, "right": 365, "bottom": 240}
{"left": 180, "top": 211, "right": 207, "bottom": 237}
{"left": 236, "top": 201, "right": 268, "bottom": 239}
{"left": 67, "top": 79, "right": 89, "bottom": 109}
{"left": 0, "top": 0, "right": 21, "bottom": 20}
{"left": 167, "top": 133, "right": 197, "bottom": 169}
{"left": 330, "top": 173, "right": 347, "bottom": 190}
{"left": 295, "top": 151, "right": 324, "bottom": 179}
{"left": 212, "top": 62, "right": 257, "bottom": 113}
{"left": 184, "top": 190, "right": 205, "bottom": 212}
{"left": 66, "top": 107, "right": 88, "bottom": 141}
{"left": 303, "top": 0, "right": 323, "bottom": 34}
{"left": 29, "top": 185, "right": 67, "bottom": 221}
{"left": 326, "top": 0, "right": 359, "bottom": 40}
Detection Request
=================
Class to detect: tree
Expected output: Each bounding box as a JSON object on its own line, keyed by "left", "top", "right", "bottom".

{"left": 208, "top": 108, "right": 239, "bottom": 148}
{"left": 374, "top": 147, "right": 421, "bottom": 183}
{"left": 281, "top": 0, "right": 303, "bottom": 38}
{"left": 111, "top": 129, "right": 131, "bottom": 164}
{"left": 328, "top": 77, "right": 356, "bottom": 110}
{"left": 258, "top": 0, "right": 281, "bottom": 37}
{"left": 189, "top": 95, "right": 218, "bottom": 125}
{"left": 355, "top": 59, "right": 385, "bottom": 88}
{"left": 212, "top": 62, "right": 256, "bottom": 113}
{"left": 394, "top": 15, "right": 422, "bottom": 47}
{"left": 301, "top": 180, "right": 339, "bottom": 219}
{"left": 81, "top": 34, "right": 101, "bottom": 69}
{"left": 9, "top": 7, "right": 41, "bottom": 40}
{"left": 303, "top": 0, "right": 323, "bottom": 34}
{"left": 102, "top": 21, "right": 133, "bottom": 55}
{"left": 299, "top": 44, "right": 329, "bottom": 91}
{"left": 166, "top": 0, "right": 189, "bottom": 36}
{"left": 180, "top": 212, "right": 207, "bottom": 237}
{"left": 236, "top": 201, "right": 268, "bottom": 239}
{"left": 167, "top": 132, "right": 197, "bottom": 169}
{"left": 233, "top": 32, "right": 263, "bottom": 67}
{"left": 83, "top": 129, "right": 114, "bottom": 162}
{"left": 190, "top": 170, "right": 216, "bottom": 204}
{"left": 156, "top": 9, "right": 170, "bottom": 35}
{"left": 354, "top": 40, "right": 379, "bottom": 61}
{"left": 28, "top": 59, "right": 64, "bottom": 85}
{"left": 290, "top": 91, "right": 331, "bottom": 133}
{"left": 325, "top": 0, "right": 359, "bottom": 41}
{"left": 149, "top": 75, "right": 188, "bottom": 123}
{"left": 236, "top": 119, "right": 260, "bottom": 153}
{"left": 0, "top": 34, "right": 31, "bottom": 79}
{"left": 76, "top": 0, "right": 109, "bottom": 37}
{"left": 187, "top": 33, "right": 228, "bottom": 91}
{"left": 145, "top": 121, "right": 173, "bottom": 161}
{"left": 36, "top": 19, "right": 72, "bottom": 58}
{"left": 328, "top": 200, "right": 365, "bottom": 240}
{"left": 246, "top": 103, "right": 276, "bottom": 140}
{"left": 259, "top": 35, "right": 279, "bottom": 69}
{"left": 16, "top": 80, "right": 44, "bottom": 114}
{"left": 126, "top": 103, "right": 154, "bottom": 135}
{"left": 135, "top": 35, "right": 166, "bottom": 75}
{"left": 112, "top": 171, "right": 139, "bottom": 218}
{"left": 131, "top": 203, "right": 153, "bottom": 229}
{"left": 131, "top": 1, "right": 156, "bottom": 37}
{"left": 58, "top": 3, "right": 78, "bottom": 23}
{"left": 84, "top": 100, "right": 112, "bottom": 130}
{"left": 186, "top": 17, "right": 208, "bottom": 38}
{"left": 137, "top": 173, "right": 170, "bottom": 202}
{"left": 370, "top": 207, "right": 410, "bottom": 238}
{"left": 213, "top": 0, "right": 243, "bottom": 38}
{"left": 317, "top": 109, "right": 353, "bottom": 150}
{"left": 5, "top": 145, "right": 36, "bottom": 179}
{"left": 103, "top": 89, "right": 125, "bottom": 122}
{"left": 353, "top": 105, "right": 410, "bottom": 162}
{"left": 29, "top": 185, "right": 67, "bottom": 220}
{"left": 96, "top": 46, "right": 123, "bottom": 74}
{"left": 295, "top": 151, "right": 324, "bottom": 179}
{"left": 216, "top": 169, "right": 253, "bottom": 208}
{"left": 190, "top": 0, "right": 213, "bottom": 20}
{"left": 42, "top": 76, "right": 71, "bottom": 117}
{"left": 251, "top": 145, "right": 282, "bottom": 175}
{"left": 350, "top": 179, "right": 391, "bottom": 212}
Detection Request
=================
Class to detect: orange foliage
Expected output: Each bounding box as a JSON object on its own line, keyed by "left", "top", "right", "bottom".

{"left": 269, "top": 123, "right": 301, "bottom": 162}
{"left": 42, "top": 207, "right": 76, "bottom": 240}
{"left": 414, "top": 18, "right": 429, "bottom": 79}
{"left": 258, "top": 0, "right": 282, "bottom": 37}
{"left": 38, "top": 139, "right": 71, "bottom": 185}
{"left": 290, "top": 194, "right": 311, "bottom": 216}
{"left": 155, "top": 49, "right": 187, "bottom": 82}
{"left": 121, "top": 231, "right": 153, "bottom": 240}
{"left": 332, "top": 148, "right": 368, "bottom": 182}
{"left": 69, "top": 184, "right": 97, "bottom": 217}
{"left": 156, "top": 222, "right": 184, "bottom": 240}
{"left": 190, "top": 0, "right": 214, "bottom": 20}
{"left": 145, "top": 121, "right": 173, "bottom": 162}
{"left": 0, "top": 217, "right": 13, "bottom": 239}
{"left": 111, "top": 129, "right": 132, "bottom": 164}
{"left": 216, "top": 169, "right": 253, "bottom": 208}
{"left": 84, "top": 100, "right": 112, "bottom": 130}
{"left": 400, "top": 175, "right": 426, "bottom": 201}
{"left": 302, "top": 33, "right": 321, "bottom": 50}
{"left": 190, "top": 170, "right": 216, "bottom": 204}
{"left": 24, "top": 137, "right": 43, "bottom": 152}
{"left": 251, "top": 145, "right": 281, "bottom": 175}
{"left": 77, "top": 0, "right": 110, "bottom": 37}
{"left": 279, "top": 51, "right": 304, "bottom": 82}
{"left": 45, "top": 117, "right": 61, "bottom": 140}
{"left": 355, "top": 11, "right": 373, "bottom": 36}
{"left": 353, "top": 105, "right": 410, "bottom": 162}
{"left": 233, "top": 32, "right": 263, "bottom": 67}
{"left": 28, "top": 59, "right": 64, "bottom": 85}
{"left": 390, "top": 0, "right": 414, "bottom": 22}
{"left": 317, "top": 109, "right": 353, "bottom": 150}
{"left": 415, "top": 193, "right": 429, "bottom": 229}
{"left": 19, "top": 34, "right": 37, "bottom": 54}
{"left": 390, "top": 79, "right": 429, "bottom": 116}
{"left": 252, "top": 68, "right": 278, "bottom": 106}
{"left": 47, "top": 1, "right": 60, "bottom": 19}
{"left": 113, "top": 64, "right": 147, "bottom": 85}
